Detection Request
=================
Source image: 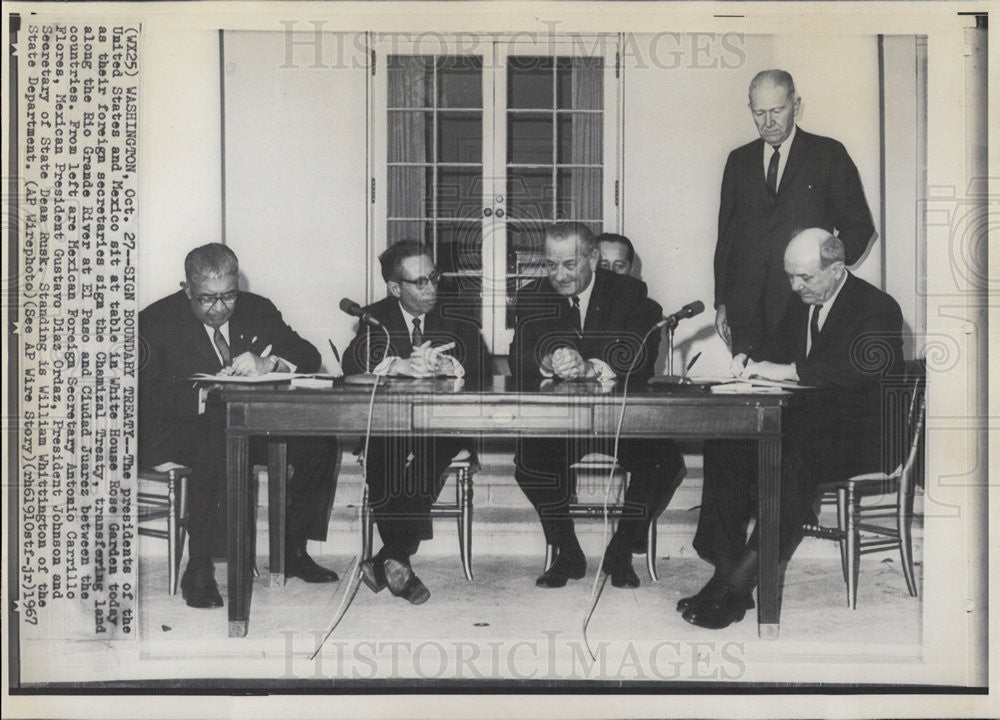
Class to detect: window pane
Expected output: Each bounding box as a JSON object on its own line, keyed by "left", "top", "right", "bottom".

{"left": 557, "top": 114, "right": 603, "bottom": 164}
{"left": 507, "top": 113, "right": 553, "bottom": 165}
{"left": 438, "top": 56, "right": 483, "bottom": 108}
{"left": 556, "top": 168, "right": 602, "bottom": 220}
{"left": 507, "top": 169, "right": 553, "bottom": 221}
{"left": 388, "top": 167, "right": 433, "bottom": 218}
{"left": 387, "top": 220, "right": 430, "bottom": 245}
{"left": 436, "top": 167, "right": 482, "bottom": 219}
{"left": 388, "top": 111, "right": 433, "bottom": 163}
{"left": 437, "top": 274, "right": 482, "bottom": 328}
{"left": 388, "top": 55, "right": 433, "bottom": 107}
{"left": 438, "top": 112, "right": 482, "bottom": 163}
{"left": 437, "top": 222, "right": 482, "bottom": 274}
{"left": 508, "top": 56, "right": 553, "bottom": 109}
{"left": 556, "top": 56, "right": 603, "bottom": 110}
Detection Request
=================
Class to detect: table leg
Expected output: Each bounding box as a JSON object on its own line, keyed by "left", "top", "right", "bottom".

{"left": 757, "top": 436, "right": 781, "bottom": 639}
{"left": 227, "top": 432, "right": 251, "bottom": 638}
{"left": 268, "top": 441, "right": 288, "bottom": 587}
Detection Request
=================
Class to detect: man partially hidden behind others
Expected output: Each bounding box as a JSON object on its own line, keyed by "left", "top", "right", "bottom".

{"left": 139, "top": 243, "right": 339, "bottom": 609}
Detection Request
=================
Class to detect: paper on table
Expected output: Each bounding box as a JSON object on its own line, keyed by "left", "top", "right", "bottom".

{"left": 691, "top": 375, "right": 808, "bottom": 390}
{"left": 189, "top": 372, "right": 294, "bottom": 383}
{"left": 709, "top": 382, "right": 785, "bottom": 394}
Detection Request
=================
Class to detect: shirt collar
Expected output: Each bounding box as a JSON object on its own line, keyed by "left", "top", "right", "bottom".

{"left": 816, "top": 269, "right": 849, "bottom": 315}
{"left": 398, "top": 301, "right": 426, "bottom": 328}
{"left": 575, "top": 269, "right": 596, "bottom": 307}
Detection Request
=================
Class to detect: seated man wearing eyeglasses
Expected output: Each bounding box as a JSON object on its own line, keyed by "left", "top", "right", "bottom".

{"left": 139, "top": 243, "right": 340, "bottom": 609}
{"left": 343, "top": 240, "right": 490, "bottom": 605}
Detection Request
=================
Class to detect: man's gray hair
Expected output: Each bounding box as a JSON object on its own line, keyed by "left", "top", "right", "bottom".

{"left": 185, "top": 243, "right": 239, "bottom": 281}
{"left": 546, "top": 221, "right": 597, "bottom": 255}
{"left": 819, "top": 233, "right": 846, "bottom": 268}
{"left": 749, "top": 69, "right": 796, "bottom": 100}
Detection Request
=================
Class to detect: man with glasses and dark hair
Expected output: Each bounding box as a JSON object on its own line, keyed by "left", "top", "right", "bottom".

{"left": 139, "top": 243, "right": 340, "bottom": 609}
{"left": 344, "top": 240, "right": 489, "bottom": 604}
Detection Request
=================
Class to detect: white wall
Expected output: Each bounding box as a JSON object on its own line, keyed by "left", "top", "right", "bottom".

{"left": 223, "top": 31, "right": 369, "bottom": 370}
{"left": 623, "top": 33, "right": 885, "bottom": 376}
{"left": 138, "top": 27, "right": 223, "bottom": 308}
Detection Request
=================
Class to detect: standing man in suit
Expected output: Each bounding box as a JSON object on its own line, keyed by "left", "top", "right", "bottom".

{"left": 343, "top": 240, "right": 489, "bottom": 605}
{"left": 714, "top": 69, "right": 876, "bottom": 355}
{"left": 139, "top": 243, "right": 340, "bottom": 609}
{"left": 682, "top": 228, "right": 903, "bottom": 629}
{"left": 510, "top": 222, "right": 685, "bottom": 589}
{"left": 597, "top": 232, "right": 665, "bottom": 327}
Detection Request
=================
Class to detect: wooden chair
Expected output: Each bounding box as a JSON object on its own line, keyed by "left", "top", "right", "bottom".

{"left": 803, "top": 367, "right": 926, "bottom": 608}
{"left": 543, "top": 455, "right": 661, "bottom": 582}
{"left": 137, "top": 465, "right": 191, "bottom": 595}
{"left": 358, "top": 447, "right": 478, "bottom": 581}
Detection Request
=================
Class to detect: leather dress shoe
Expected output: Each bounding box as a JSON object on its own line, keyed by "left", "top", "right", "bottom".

{"left": 536, "top": 548, "right": 587, "bottom": 588}
{"left": 360, "top": 557, "right": 388, "bottom": 593}
{"left": 285, "top": 546, "right": 339, "bottom": 583}
{"left": 677, "top": 579, "right": 755, "bottom": 613}
{"left": 602, "top": 549, "right": 640, "bottom": 589}
{"left": 682, "top": 589, "right": 753, "bottom": 629}
{"left": 383, "top": 558, "right": 431, "bottom": 605}
{"left": 180, "top": 563, "right": 223, "bottom": 609}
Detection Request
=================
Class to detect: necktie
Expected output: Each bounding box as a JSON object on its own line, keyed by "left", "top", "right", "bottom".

{"left": 213, "top": 327, "right": 231, "bottom": 366}
{"left": 809, "top": 304, "right": 823, "bottom": 355}
{"left": 766, "top": 143, "right": 782, "bottom": 196}
{"left": 569, "top": 296, "right": 582, "bottom": 334}
{"left": 411, "top": 317, "right": 423, "bottom": 347}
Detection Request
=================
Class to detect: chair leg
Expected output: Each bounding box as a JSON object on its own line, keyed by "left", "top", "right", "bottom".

{"left": 167, "top": 477, "right": 178, "bottom": 596}
{"left": 646, "top": 520, "right": 658, "bottom": 582}
{"left": 836, "top": 488, "right": 849, "bottom": 584}
{"left": 361, "top": 484, "right": 374, "bottom": 561}
{"left": 177, "top": 476, "right": 189, "bottom": 586}
{"left": 544, "top": 544, "right": 555, "bottom": 572}
{"left": 457, "top": 468, "right": 474, "bottom": 581}
{"left": 898, "top": 496, "right": 919, "bottom": 598}
{"left": 844, "top": 486, "right": 860, "bottom": 609}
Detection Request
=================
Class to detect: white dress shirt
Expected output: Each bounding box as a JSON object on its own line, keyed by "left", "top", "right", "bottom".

{"left": 763, "top": 123, "right": 797, "bottom": 192}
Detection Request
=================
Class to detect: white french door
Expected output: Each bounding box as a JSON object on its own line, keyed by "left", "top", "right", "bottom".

{"left": 369, "top": 34, "right": 621, "bottom": 353}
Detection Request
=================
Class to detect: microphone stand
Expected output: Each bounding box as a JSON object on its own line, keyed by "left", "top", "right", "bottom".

{"left": 665, "top": 322, "right": 675, "bottom": 376}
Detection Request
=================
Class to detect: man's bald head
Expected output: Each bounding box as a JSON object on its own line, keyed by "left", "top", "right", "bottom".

{"left": 784, "top": 229, "right": 846, "bottom": 305}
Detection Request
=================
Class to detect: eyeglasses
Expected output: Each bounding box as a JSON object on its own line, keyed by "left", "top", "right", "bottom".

{"left": 396, "top": 270, "right": 442, "bottom": 290}
{"left": 194, "top": 291, "right": 239, "bottom": 307}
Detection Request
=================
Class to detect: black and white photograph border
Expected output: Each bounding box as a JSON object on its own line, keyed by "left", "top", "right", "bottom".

{"left": 1, "top": 1, "right": 995, "bottom": 718}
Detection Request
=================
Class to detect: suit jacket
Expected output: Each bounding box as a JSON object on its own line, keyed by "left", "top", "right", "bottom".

{"left": 342, "top": 295, "right": 490, "bottom": 385}
{"left": 755, "top": 272, "right": 904, "bottom": 476}
{"left": 714, "top": 128, "right": 876, "bottom": 333}
{"left": 508, "top": 268, "right": 659, "bottom": 384}
{"left": 139, "top": 290, "right": 321, "bottom": 442}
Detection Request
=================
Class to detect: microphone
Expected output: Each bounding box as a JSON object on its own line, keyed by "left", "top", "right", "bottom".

{"left": 657, "top": 300, "right": 705, "bottom": 330}
{"left": 340, "top": 298, "right": 383, "bottom": 327}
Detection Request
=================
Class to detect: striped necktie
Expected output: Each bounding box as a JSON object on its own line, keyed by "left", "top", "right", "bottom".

{"left": 213, "top": 327, "right": 232, "bottom": 366}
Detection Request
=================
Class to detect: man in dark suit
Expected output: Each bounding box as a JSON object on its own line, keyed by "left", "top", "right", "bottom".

{"left": 510, "top": 222, "right": 685, "bottom": 589}
{"left": 139, "top": 243, "right": 339, "bottom": 609}
{"left": 343, "top": 240, "right": 489, "bottom": 605}
{"left": 682, "top": 228, "right": 903, "bottom": 629}
{"left": 714, "top": 69, "right": 876, "bottom": 356}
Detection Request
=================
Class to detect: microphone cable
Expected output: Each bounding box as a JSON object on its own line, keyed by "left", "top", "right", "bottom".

{"left": 582, "top": 320, "right": 664, "bottom": 661}
{"left": 312, "top": 323, "right": 392, "bottom": 660}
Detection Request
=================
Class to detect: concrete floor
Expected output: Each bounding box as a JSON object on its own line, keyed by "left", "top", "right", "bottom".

{"left": 128, "top": 546, "right": 925, "bottom": 686}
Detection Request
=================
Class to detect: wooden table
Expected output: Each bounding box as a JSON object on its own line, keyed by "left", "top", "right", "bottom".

{"left": 220, "top": 376, "right": 786, "bottom": 639}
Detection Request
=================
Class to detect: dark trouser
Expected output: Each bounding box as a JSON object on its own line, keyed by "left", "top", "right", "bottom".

{"left": 140, "top": 408, "right": 339, "bottom": 563}
{"left": 694, "top": 418, "right": 881, "bottom": 571}
{"left": 363, "top": 435, "right": 470, "bottom": 562}
{"left": 514, "top": 437, "right": 685, "bottom": 549}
